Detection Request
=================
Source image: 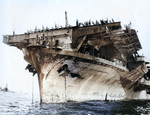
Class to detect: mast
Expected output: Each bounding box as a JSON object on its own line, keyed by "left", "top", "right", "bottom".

{"left": 65, "top": 11, "right": 68, "bottom": 27}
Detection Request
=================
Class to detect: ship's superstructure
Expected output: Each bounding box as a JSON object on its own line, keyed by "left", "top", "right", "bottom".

{"left": 3, "top": 17, "right": 150, "bottom": 103}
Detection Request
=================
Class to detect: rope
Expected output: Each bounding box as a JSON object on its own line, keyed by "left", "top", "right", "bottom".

{"left": 32, "top": 76, "right": 34, "bottom": 104}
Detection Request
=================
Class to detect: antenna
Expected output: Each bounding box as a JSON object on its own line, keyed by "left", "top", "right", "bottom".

{"left": 13, "top": 29, "right": 15, "bottom": 35}
{"left": 65, "top": 11, "right": 68, "bottom": 27}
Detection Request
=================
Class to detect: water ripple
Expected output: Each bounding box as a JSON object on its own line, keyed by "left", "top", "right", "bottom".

{"left": 0, "top": 91, "right": 150, "bottom": 114}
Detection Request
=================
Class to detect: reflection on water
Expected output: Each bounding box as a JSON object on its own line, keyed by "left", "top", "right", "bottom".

{"left": 0, "top": 91, "right": 150, "bottom": 115}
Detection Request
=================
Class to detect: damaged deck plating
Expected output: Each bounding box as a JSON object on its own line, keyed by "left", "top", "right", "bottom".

{"left": 3, "top": 15, "right": 150, "bottom": 103}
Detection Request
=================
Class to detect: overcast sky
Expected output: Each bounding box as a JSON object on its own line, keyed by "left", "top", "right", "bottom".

{"left": 0, "top": 0, "right": 150, "bottom": 94}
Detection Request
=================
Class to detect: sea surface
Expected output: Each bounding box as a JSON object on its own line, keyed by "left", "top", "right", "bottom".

{"left": 0, "top": 91, "right": 150, "bottom": 115}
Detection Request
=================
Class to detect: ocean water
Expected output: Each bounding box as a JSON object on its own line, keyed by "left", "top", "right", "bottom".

{"left": 0, "top": 91, "right": 150, "bottom": 115}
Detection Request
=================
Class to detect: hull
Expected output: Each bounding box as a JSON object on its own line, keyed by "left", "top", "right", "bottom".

{"left": 23, "top": 48, "right": 150, "bottom": 103}
{"left": 41, "top": 59, "right": 125, "bottom": 102}
{"left": 3, "top": 18, "right": 150, "bottom": 103}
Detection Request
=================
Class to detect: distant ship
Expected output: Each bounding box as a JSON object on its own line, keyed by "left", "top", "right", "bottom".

{"left": 3, "top": 12, "right": 150, "bottom": 103}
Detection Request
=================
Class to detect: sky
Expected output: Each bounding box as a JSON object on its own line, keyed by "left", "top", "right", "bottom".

{"left": 0, "top": 0, "right": 150, "bottom": 94}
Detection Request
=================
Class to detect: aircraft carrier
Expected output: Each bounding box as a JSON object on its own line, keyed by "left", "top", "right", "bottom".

{"left": 3, "top": 12, "right": 150, "bottom": 103}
